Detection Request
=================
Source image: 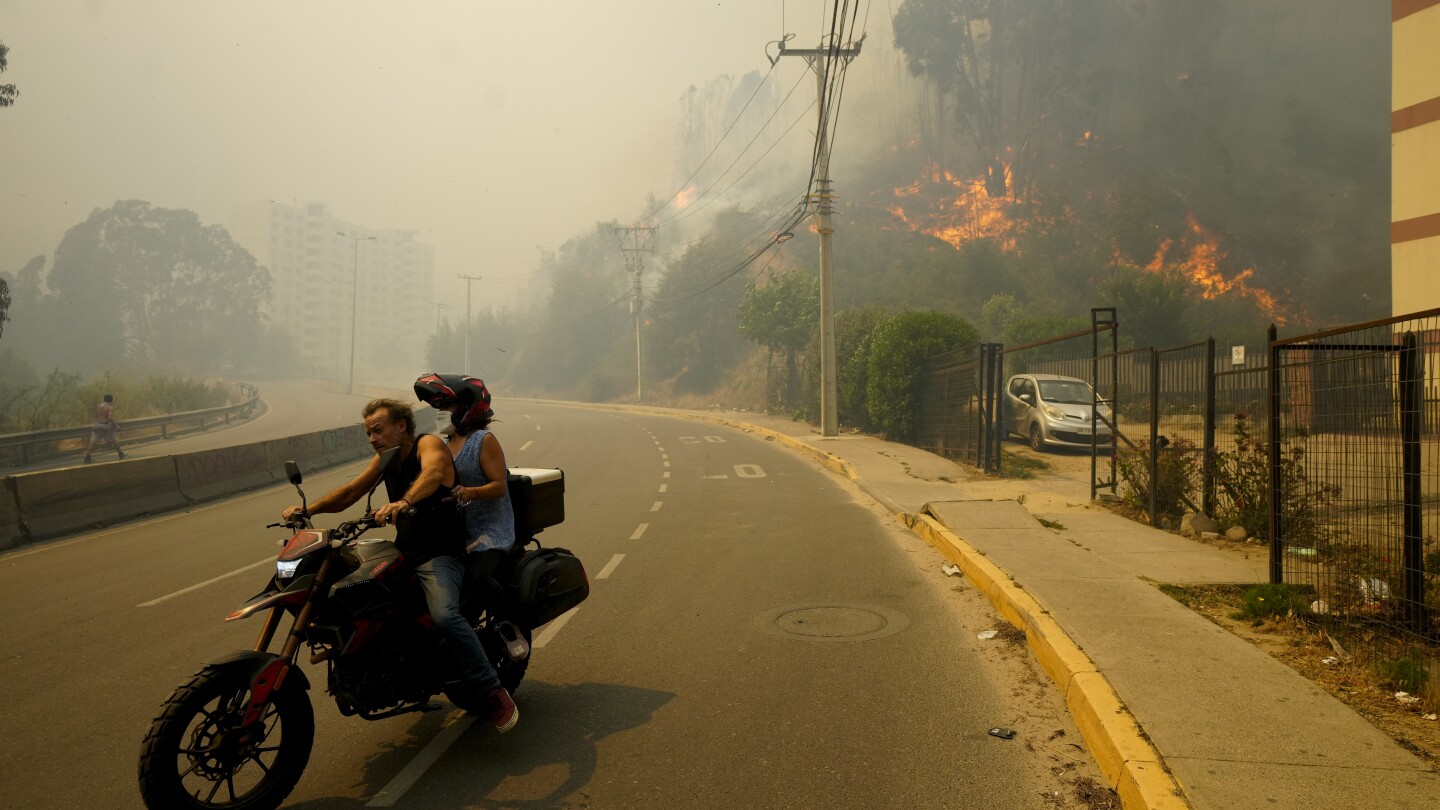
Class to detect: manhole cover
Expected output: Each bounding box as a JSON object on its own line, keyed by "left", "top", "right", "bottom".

{"left": 754, "top": 603, "right": 910, "bottom": 643}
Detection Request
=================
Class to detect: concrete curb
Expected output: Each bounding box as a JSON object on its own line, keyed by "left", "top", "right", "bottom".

{"left": 524, "top": 398, "right": 1188, "bottom": 809}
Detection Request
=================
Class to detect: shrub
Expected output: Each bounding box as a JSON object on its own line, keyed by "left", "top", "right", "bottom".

{"left": 865, "top": 310, "right": 979, "bottom": 442}
{"left": 1115, "top": 436, "right": 1201, "bottom": 518}
{"left": 1232, "top": 583, "right": 1313, "bottom": 621}
{"left": 1212, "top": 412, "right": 1340, "bottom": 541}
{"left": 803, "top": 305, "right": 893, "bottom": 431}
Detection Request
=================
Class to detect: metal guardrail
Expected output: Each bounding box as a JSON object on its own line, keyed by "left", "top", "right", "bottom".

{"left": 0, "top": 382, "right": 262, "bottom": 467}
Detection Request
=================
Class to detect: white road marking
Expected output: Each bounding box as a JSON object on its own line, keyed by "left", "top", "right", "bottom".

{"left": 703, "top": 474, "right": 729, "bottom": 479}
{"left": 658, "top": 484, "right": 668, "bottom": 493}
{"left": 519, "top": 440, "right": 533, "bottom": 452}
{"left": 663, "top": 461, "right": 671, "bottom": 468}
{"left": 365, "top": 709, "right": 474, "bottom": 807}
{"left": 663, "top": 471, "right": 671, "bottom": 479}
{"left": 735, "top": 464, "right": 767, "bottom": 478}
{"left": 533, "top": 608, "right": 577, "bottom": 648}
{"left": 139, "top": 557, "right": 276, "bottom": 607}
{"left": 650, "top": 501, "right": 663, "bottom": 512}
{"left": 630, "top": 523, "right": 649, "bottom": 540}
{"left": 704, "top": 436, "right": 726, "bottom": 443}
{"left": 660, "top": 453, "right": 668, "bottom": 459}
{"left": 523, "top": 414, "right": 533, "bottom": 420}
{"left": 595, "top": 553, "right": 625, "bottom": 579}
{"left": 535, "top": 424, "right": 541, "bottom": 431}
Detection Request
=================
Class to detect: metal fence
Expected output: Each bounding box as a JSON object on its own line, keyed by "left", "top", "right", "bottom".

{"left": 0, "top": 382, "right": 261, "bottom": 468}
{"left": 1270, "top": 310, "right": 1440, "bottom": 675}
{"left": 915, "top": 343, "right": 1003, "bottom": 472}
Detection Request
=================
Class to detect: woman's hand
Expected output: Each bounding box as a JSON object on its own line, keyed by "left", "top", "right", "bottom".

{"left": 451, "top": 485, "right": 472, "bottom": 506}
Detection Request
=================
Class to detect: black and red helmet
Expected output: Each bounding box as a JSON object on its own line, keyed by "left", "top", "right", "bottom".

{"left": 413, "top": 372, "right": 492, "bottom": 431}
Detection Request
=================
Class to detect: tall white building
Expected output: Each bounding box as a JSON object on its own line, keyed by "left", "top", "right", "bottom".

{"left": 229, "top": 201, "right": 433, "bottom": 383}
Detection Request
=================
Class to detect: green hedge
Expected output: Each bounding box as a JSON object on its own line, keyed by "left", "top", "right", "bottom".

{"left": 865, "top": 310, "right": 979, "bottom": 442}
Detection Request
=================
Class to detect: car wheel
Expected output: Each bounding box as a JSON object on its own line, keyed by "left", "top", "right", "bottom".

{"left": 1029, "top": 423, "right": 1046, "bottom": 452}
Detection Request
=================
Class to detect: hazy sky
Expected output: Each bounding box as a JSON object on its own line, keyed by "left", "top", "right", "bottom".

{"left": 2, "top": 1, "right": 861, "bottom": 310}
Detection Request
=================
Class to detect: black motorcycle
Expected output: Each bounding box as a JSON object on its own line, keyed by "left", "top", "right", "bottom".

{"left": 137, "top": 452, "right": 585, "bottom": 810}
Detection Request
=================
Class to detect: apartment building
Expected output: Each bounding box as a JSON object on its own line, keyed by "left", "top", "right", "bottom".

{"left": 1393, "top": 2, "right": 1440, "bottom": 312}
{"left": 229, "top": 201, "right": 433, "bottom": 383}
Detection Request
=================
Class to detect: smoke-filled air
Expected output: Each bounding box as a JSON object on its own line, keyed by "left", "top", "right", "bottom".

{"left": 0, "top": 1, "right": 1389, "bottom": 426}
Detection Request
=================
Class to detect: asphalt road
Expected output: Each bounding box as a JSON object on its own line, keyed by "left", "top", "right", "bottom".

{"left": 0, "top": 400, "right": 1098, "bottom": 809}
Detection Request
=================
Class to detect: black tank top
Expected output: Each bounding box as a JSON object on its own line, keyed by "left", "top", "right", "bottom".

{"left": 382, "top": 435, "right": 466, "bottom": 564}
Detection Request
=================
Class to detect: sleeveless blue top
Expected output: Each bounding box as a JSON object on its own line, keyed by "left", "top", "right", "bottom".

{"left": 455, "top": 429, "right": 516, "bottom": 552}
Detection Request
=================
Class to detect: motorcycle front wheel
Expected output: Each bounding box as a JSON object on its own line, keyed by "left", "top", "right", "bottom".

{"left": 138, "top": 665, "right": 314, "bottom": 810}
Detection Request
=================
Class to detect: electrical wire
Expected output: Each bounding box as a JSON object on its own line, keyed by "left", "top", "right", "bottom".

{"left": 652, "top": 68, "right": 812, "bottom": 228}
{"left": 641, "top": 62, "right": 778, "bottom": 223}
{"left": 659, "top": 98, "right": 817, "bottom": 227}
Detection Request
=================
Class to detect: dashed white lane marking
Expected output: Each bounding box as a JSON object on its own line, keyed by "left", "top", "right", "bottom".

{"left": 535, "top": 424, "right": 541, "bottom": 431}
{"left": 365, "top": 710, "right": 474, "bottom": 807}
{"left": 660, "top": 453, "right": 668, "bottom": 459}
{"left": 596, "top": 553, "right": 625, "bottom": 580}
{"left": 663, "top": 471, "right": 671, "bottom": 479}
{"left": 139, "top": 557, "right": 275, "bottom": 607}
{"left": 630, "top": 523, "right": 649, "bottom": 540}
{"left": 519, "top": 440, "right": 533, "bottom": 452}
{"left": 658, "top": 484, "right": 668, "bottom": 493}
{"left": 533, "top": 609, "right": 577, "bottom": 649}
{"left": 663, "top": 461, "right": 671, "bottom": 468}
{"left": 650, "top": 501, "right": 663, "bottom": 512}
{"left": 523, "top": 414, "right": 533, "bottom": 420}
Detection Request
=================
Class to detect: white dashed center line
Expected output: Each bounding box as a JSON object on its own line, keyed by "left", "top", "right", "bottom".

{"left": 595, "top": 553, "right": 625, "bottom": 579}
{"left": 630, "top": 523, "right": 649, "bottom": 539}
{"left": 518, "top": 440, "right": 533, "bottom": 452}
{"left": 650, "top": 501, "right": 663, "bottom": 512}
{"left": 658, "top": 484, "right": 667, "bottom": 493}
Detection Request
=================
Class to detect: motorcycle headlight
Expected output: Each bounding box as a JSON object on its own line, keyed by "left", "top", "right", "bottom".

{"left": 276, "top": 559, "right": 301, "bottom": 579}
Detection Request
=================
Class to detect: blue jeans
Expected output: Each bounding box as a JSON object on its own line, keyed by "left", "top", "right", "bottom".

{"left": 414, "top": 555, "right": 501, "bottom": 692}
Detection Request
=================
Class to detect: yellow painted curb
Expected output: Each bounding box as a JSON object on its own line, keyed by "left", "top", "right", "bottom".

{"left": 908, "top": 512, "right": 1189, "bottom": 810}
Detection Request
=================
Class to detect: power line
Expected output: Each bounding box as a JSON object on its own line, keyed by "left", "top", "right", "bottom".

{"left": 642, "top": 63, "right": 779, "bottom": 223}
{"left": 653, "top": 68, "right": 812, "bottom": 228}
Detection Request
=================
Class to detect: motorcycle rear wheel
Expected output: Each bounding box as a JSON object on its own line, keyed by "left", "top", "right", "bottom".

{"left": 138, "top": 665, "right": 314, "bottom": 810}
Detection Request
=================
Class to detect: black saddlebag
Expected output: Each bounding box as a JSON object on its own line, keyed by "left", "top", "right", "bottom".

{"left": 513, "top": 546, "right": 588, "bottom": 627}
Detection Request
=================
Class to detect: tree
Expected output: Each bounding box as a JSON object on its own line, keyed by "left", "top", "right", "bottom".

{"left": 0, "top": 276, "right": 10, "bottom": 339}
{"left": 0, "top": 40, "right": 18, "bottom": 108}
{"left": 737, "top": 269, "right": 818, "bottom": 409}
{"left": 866, "top": 310, "right": 979, "bottom": 441}
{"left": 42, "top": 201, "right": 270, "bottom": 369}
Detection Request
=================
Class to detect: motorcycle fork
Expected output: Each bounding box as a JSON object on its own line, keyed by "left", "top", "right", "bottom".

{"left": 278, "top": 555, "right": 336, "bottom": 661}
{"left": 253, "top": 607, "right": 284, "bottom": 652}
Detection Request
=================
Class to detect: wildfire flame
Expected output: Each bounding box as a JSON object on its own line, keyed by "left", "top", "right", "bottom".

{"left": 1124, "top": 214, "right": 1283, "bottom": 322}
{"left": 674, "top": 185, "right": 697, "bottom": 209}
{"left": 882, "top": 163, "right": 1021, "bottom": 251}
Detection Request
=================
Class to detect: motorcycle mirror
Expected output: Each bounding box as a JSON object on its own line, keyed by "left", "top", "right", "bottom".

{"left": 285, "top": 461, "right": 303, "bottom": 486}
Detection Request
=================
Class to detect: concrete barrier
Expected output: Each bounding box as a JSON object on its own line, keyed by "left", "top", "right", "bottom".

{"left": 320, "top": 425, "right": 369, "bottom": 465}
{"left": 263, "top": 433, "right": 329, "bottom": 482}
{"left": 0, "top": 477, "right": 27, "bottom": 551}
{"left": 175, "top": 443, "right": 275, "bottom": 503}
{"left": 13, "top": 457, "right": 187, "bottom": 542}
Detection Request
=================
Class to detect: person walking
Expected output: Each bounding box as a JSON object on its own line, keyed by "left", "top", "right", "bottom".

{"left": 84, "top": 393, "right": 126, "bottom": 463}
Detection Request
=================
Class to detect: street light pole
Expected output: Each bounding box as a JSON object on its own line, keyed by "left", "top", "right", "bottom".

{"left": 458, "top": 274, "right": 483, "bottom": 373}
{"left": 338, "top": 232, "right": 375, "bottom": 394}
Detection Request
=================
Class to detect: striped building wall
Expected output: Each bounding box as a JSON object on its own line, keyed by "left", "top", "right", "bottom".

{"left": 1393, "top": 1, "right": 1440, "bottom": 313}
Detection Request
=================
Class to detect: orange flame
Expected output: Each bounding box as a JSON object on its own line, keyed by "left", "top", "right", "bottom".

{"left": 674, "top": 185, "right": 697, "bottom": 209}
{"left": 881, "top": 163, "right": 1021, "bottom": 251}
{"left": 1123, "top": 215, "right": 1283, "bottom": 322}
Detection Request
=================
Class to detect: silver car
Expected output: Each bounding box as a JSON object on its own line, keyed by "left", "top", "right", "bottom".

{"left": 1004, "top": 374, "right": 1114, "bottom": 451}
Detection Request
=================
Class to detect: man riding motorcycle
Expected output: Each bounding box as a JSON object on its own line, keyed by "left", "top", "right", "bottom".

{"left": 280, "top": 397, "right": 518, "bottom": 731}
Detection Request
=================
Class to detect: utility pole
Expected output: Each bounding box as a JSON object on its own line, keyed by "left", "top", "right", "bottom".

{"left": 457, "top": 274, "right": 483, "bottom": 373}
{"left": 337, "top": 232, "right": 375, "bottom": 394}
{"left": 431, "top": 301, "right": 449, "bottom": 333}
{"left": 775, "top": 35, "right": 863, "bottom": 437}
{"left": 615, "top": 226, "right": 656, "bottom": 402}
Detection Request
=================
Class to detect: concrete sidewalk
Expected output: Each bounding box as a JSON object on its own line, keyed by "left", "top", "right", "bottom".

{"left": 699, "top": 409, "right": 1440, "bottom": 810}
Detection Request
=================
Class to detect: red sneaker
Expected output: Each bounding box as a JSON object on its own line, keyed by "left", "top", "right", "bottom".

{"left": 490, "top": 687, "right": 518, "bottom": 733}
